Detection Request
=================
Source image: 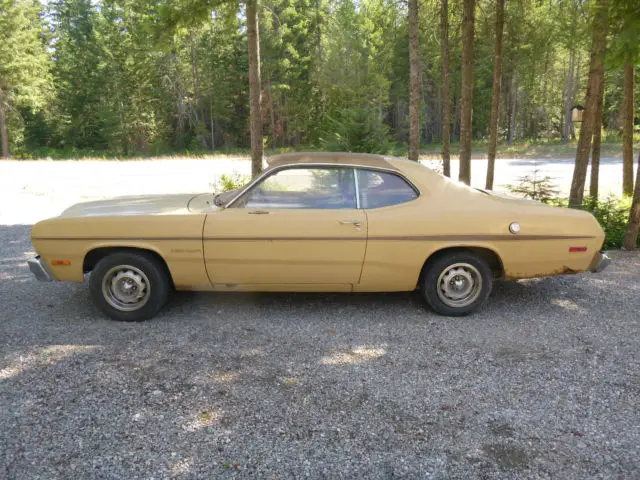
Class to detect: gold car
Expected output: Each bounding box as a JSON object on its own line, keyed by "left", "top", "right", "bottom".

{"left": 28, "top": 152, "right": 609, "bottom": 321}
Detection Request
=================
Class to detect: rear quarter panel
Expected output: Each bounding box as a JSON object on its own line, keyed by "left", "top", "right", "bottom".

{"left": 356, "top": 162, "right": 605, "bottom": 291}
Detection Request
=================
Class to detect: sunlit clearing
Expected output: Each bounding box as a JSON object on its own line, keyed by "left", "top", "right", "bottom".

{"left": 238, "top": 347, "right": 264, "bottom": 358}
{"left": 551, "top": 298, "right": 584, "bottom": 312}
{"left": 170, "top": 458, "right": 193, "bottom": 475}
{"left": 0, "top": 345, "right": 97, "bottom": 380}
{"left": 518, "top": 278, "right": 544, "bottom": 285}
{"left": 0, "top": 255, "right": 34, "bottom": 263}
{"left": 213, "top": 371, "right": 240, "bottom": 383}
{"left": 320, "top": 346, "right": 387, "bottom": 365}
{"left": 183, "top": 409, "right": 220, "bottom": 432}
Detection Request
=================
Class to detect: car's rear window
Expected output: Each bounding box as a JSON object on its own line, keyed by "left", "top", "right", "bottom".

{"left": 357, "top": 170, "right": 418, "bottom": 209}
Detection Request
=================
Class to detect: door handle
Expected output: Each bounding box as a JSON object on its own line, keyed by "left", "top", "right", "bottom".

{"left": 339, "top": 220, "right": 361, "bottom": 226}
{"left": 248, "top": 210, "right": 270, "bottom": 215}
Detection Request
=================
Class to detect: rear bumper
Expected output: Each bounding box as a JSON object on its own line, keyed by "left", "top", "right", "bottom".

{"left": 28, "top": 256, "right": 54, "bottom": 282}
{"left": 588, "top": 250, "right": 611, "bottom": 273}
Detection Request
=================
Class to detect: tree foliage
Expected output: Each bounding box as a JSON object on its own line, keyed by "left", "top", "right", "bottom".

{"left": 0, "top": 0, "right": 635, "bottom": 160}
{"left": 0, "top": 0, "right": 51, "bottom": 156}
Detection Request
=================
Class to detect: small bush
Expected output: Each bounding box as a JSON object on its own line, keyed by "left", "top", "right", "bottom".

{"left": 581, "top": 195, "right": 634, "bottom": 250}
{"left": 210, "top": 171, "right": 250, "bottom": 193}
{"left": 506, "top": 170, "right": 559, "bottom": 203}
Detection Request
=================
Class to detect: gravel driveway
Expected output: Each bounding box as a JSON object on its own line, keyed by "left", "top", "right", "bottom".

{"left": 1, "top": 160, "right": 640, "bottom": 479}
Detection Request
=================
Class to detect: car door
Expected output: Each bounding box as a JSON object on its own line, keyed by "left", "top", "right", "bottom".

{"left": 203, "top": 166, "right": 367, "bottom": 286}
{"left": 355, "top": 168, "right": 423, "bottom": 292}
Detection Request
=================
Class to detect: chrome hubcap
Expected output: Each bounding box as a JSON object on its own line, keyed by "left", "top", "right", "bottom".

{"left": 101, "top": 265, "right": 150, "bottom": 312}
{"left": 437, "top": 263, "right": 482, "bottom": 308}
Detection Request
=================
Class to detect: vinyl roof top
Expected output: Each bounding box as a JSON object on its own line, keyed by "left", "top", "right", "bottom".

{"left": 267, "top": 152, "right": 399, "bottom": 171}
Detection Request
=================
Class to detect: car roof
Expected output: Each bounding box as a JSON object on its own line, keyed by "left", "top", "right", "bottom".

{"left": 267, "top": 152, "right": 399, "bottom": 171}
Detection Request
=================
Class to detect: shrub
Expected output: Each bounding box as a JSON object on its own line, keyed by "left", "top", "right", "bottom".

{"left": 210, "top": 172, "right": 250, "bottom": 193}
{"left": 506, "top": 169, "right": 559, "bottom": 203}
{"left": 581, "top": 195, "right": 635, "bottom": 250}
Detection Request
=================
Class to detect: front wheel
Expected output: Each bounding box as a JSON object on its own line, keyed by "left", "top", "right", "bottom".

{"left": 421, "top": 252, "right": 493, "bottom": 316}
{"left": 89, "top": 251, "right": 170, "bottom": 321}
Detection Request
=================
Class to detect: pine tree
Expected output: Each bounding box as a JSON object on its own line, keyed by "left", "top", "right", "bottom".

{"left": 569, "top": 0, "right": 608, "bottom": 208}
{"left": 458, "top": 0, "right": 475, "bottom": 185}
{"left": 623, "top": 151, "right": 640, "bottom": 249}
{"left": 0, "top": 0, "right": 51, "bottom": 157}
{"left": 485, "top": 0, "right": 504, "bottom": 190}
{"left": 51, "top": 0, "right": 107, "bottom": 148}
{"left": 407, "top": 0, "right": 420, "bottom": 161}
{"left": 440, "top": 0, "right": 451, "bottom": 176}
{"left": 246, "top": 0, "right": 263, "bottom": 176}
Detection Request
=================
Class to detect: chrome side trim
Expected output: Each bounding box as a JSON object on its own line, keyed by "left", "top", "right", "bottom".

{"left": 28, "top": 256, "right": 54, "bottom": 282}
{"left": 32, "top": 234, "right": 597, "bottom": 242}
{"left": 202, "top": 234, "right": 595, "bottom": 242}
{"left": 354, "top": 169, "right": 361, "bottom": 209}
{"left": 32, "top": 236, "right": 201, "bottom": 241}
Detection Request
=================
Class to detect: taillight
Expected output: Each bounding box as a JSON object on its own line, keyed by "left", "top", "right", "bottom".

{"left": 569, "top": 246, "right": 587, "bottom": 253}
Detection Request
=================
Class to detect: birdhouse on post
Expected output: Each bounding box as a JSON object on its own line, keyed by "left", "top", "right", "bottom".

{"left": 571, "top": 105, "right": 585, "bottom": 123}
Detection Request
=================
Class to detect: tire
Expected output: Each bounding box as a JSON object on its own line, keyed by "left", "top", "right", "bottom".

{"left": 89, "top": 251, "right": 170, "bottom": 322}
{"left": 421, "top": 251, "right": 493, "bottom": 316}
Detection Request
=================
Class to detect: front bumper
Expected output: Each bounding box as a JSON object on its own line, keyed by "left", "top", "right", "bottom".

{"left": 28, "top": 256, "right": 54, "bottom": 282}
{"left": 588, "top": 250, "right": 611, "bottom": 273}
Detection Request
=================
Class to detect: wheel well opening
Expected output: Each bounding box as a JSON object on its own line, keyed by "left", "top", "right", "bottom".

{"left": 83, "top": 247, "right": 174, "bottom": 287}
{"left": 417, "top": 246, "right": 504, "bottom": 287}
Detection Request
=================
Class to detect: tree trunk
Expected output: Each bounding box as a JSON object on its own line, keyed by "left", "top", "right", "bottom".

{"left": 568, "top": 0, "right": 607, "bottom": 208}
{"left": 485, "top": 0, "right": 504, "bottom": 190}
{"left": 571, "top": 54, "right": 581, "bottom": 139}
{"left": 542, "top": 50, "right": 550, "bottom": 104}
{"left": 508, "top": 69, "right": 518, "bottom": 145}
{"left": 589, "top": 75, "right": 604, "bottom": 199}
{"left": 440, "top": 0, "right": 451, "bottom": 177}
{"left": 563, "top": 49, "right": 575, "bottom": 145}
{"left": 459, "top": 0, "right": 475, "bottom": 185}
{"left": 190, "top": 33, "right": 208, "bottom": 148}
{"left": 623, "top": 150, "right": 640, "bottom": 250}
{"left": 0, "top": 88, "right": 9, "bottom": 158}
{"left": 210, "top": 103, "right": 215, "bottom": 151}
{"left": 264, "top": 69, "right": 277, "bottom": 148}
{"left": 622, "top": 60, "right": 634, "bottom": 196}
{"left": 247, "top": 0, "right": 263, "bottom": 177}
{"left": 408, "top": 0, "right": 420, "bottom": 162}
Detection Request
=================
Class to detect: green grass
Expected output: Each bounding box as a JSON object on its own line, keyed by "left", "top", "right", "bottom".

{"left": 418, "top": 139, "right": 638, "bottom": 160}
{"left": 8, "top": 137, "right": 638, "bottom": 161}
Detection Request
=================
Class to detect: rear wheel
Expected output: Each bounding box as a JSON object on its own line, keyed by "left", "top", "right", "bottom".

{"left": 89, "top": 251, "right": 170, "bottom": 321}
{"left": 421, "top": 251, "right": 493, "bottom": 316}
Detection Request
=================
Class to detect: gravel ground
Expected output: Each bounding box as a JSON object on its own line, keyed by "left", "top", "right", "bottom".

{"left": 1, "top": 160, "right": 640, "bottom": 479}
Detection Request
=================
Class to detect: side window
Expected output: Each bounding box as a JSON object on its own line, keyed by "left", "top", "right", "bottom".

{"left": 234, "top": 167, "right": 357, "bottom": 209}
{"left": 357, "top": 170, "right": 418, "bottom": 209}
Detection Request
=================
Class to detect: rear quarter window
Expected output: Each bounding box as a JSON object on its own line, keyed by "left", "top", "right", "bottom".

{"left": 357, "top": 170, "right": 418, "bottom": 209}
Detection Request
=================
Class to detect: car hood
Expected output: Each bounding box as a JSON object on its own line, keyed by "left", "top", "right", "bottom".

{"left": 58, "top": 194, "right": 200, "bottom": 218}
